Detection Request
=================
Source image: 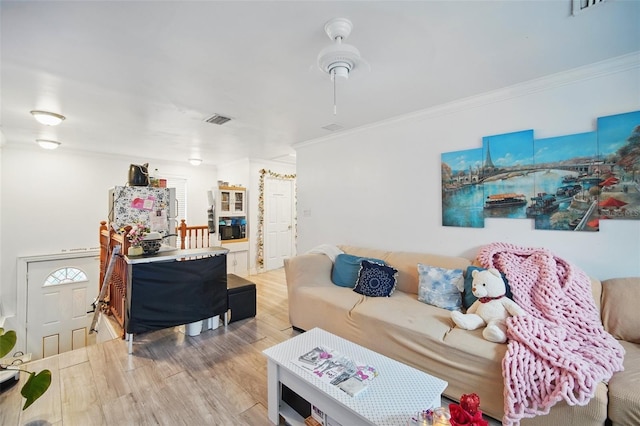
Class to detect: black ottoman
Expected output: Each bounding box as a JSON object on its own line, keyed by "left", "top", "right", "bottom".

{"left": 227, "top": 274, "right": 256, "bottom": 324}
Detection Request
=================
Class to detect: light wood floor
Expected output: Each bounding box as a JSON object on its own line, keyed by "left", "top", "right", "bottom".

{"left": 0, "top": 268, "right": 299, "bottom": 426}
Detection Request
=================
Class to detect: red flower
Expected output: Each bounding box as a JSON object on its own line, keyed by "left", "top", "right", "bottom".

{"left": 448, "top": 403, "right": 488, "bottom": 426}
{"left": 460, "top": 393, "right": 481, "bottom": 415}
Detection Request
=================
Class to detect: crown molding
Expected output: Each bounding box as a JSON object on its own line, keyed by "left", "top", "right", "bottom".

{"left": 294, "top": 51, "right": 640, "bottom": 149}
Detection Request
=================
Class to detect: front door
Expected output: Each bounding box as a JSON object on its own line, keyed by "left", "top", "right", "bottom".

{"left": 26, "top": 254, "right": 99, "bottom": 359}
{"left": 264, "top": 177, "right": 295, "bottom": 270}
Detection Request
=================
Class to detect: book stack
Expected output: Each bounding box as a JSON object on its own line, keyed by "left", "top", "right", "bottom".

{"left": 293, "top": 346, "right": 378, "bottom": 397}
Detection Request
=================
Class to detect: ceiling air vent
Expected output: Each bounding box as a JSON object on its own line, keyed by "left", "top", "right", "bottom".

{"left": 204, "top": 114, "right": 232, "bottom": 125}
{"left": 321, "top": 123, "right": 343, "bottom": 132}
{"left": 572, "top": 0, "right": 607, "bottom": 15}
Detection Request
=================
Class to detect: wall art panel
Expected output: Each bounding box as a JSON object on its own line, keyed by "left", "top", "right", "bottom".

{"left": 440, "top": 110, "right": 640, "bottom": 232}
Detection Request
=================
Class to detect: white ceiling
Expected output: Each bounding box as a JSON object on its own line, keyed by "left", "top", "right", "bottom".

{"left": 1, "top": 1, "right": 639, "bottom": 167}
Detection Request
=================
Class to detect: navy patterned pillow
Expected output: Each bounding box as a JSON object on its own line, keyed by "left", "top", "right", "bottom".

{"left": 353, "top": 260, "right": 398, "bottom": 297}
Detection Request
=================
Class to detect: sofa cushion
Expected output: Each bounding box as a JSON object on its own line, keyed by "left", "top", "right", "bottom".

{"left": 353, "top": 260, "right": 398, "bottom": 297}
{"left": 417, "top": 264, "right": 463, "bottom": 311}
{"left": 607, "top": 340, "right": 640, "bottom": 426}
{"left": 350, "top": 290, "right": 455, "bottom": 345}
{"left": 287, "top": 285, "right": 365, "bottom": 332}
{"left": 462, "top": 266, "right": 513, "bottom": 310}
{"left": 331, "top": 253, "right": 384, "bottom": 288}
{"left": 601, "top": 277, "right": 640, "bottom": 343}
{"left": 442, "top": 326, "right": 508, "bottom": 419}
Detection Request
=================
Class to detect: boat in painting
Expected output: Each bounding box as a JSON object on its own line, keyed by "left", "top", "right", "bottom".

{"left": 484, "top": 193, "right": 527, "bottom": 209}
{"left": 562, "top": 175, "right": 580, "bottom": 184}
{"left": 555, "top": 184, "right": 582, "bottom": 197}
{"left": 526, "top": 193, "right": 559, "bottom": 217}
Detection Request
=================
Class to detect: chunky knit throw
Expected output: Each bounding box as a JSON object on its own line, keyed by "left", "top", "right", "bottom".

{"left": 478, "top": 242, "right": 625, "bottom": 425}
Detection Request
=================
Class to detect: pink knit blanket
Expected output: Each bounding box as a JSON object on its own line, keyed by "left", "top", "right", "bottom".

{"left": 478, "top": 242, "right": 625, "bottom": 425}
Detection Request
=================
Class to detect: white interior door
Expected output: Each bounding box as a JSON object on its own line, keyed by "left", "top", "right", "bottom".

{"left": 26, "top": 255, "right": 99, "bottom": 359}
{"left": 264, "top": 177, "right": 295, "bottom": 270}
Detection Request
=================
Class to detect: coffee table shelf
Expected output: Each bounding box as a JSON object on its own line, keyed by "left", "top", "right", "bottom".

{"left": 263, "top": 328, "right": 448, "bottom": 426}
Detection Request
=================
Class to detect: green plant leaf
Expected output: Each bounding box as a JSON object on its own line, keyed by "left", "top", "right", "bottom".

{"left": 21, "top": 370, "right": 52, "bottom": 410}
{"left": 0, "top": 329, "right": 17, "bottom": 359}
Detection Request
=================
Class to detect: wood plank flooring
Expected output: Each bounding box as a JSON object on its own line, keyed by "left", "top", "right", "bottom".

{"left": 0, "top": 268, "right": 299, "bottom": 426}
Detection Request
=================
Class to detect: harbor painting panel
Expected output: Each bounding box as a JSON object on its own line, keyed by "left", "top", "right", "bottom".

{"left": 441, "top": 148, "right": 484, "bottom": 228}
{"left": 440, "top": 109, "right": 640, "bottom": 232}
{"left": 481, "top": 130, "right": 534, "bottom": 221}
{"left": 593, "top": 110, "right": 640, "bottom": 226}
{"left": 530, "top": 131, "right": 598, "bottom": 231}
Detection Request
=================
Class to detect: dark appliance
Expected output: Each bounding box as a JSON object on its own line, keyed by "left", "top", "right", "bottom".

{"left": 128, "top": 163, "right": 149, "bottom": 186}
{"left": 218, "top": 217, "right": 246, "bottom": 240}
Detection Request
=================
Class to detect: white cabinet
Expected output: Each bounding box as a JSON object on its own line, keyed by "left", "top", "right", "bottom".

{"left": 216, "top": 185, "right": 249, "bottom": 273}
{"left": 219, "top": 186, "right": 246, "bottom": 215}
{"left": 227, "top": 249, "right": 248, "bottom": 276}
{"left": 216, "top": 185, "right": 248, "bottom": 243}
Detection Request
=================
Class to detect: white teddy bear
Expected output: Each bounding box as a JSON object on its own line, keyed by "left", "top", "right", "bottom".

{"left": 451, "top": 268, "right": 526, "bottom": 343}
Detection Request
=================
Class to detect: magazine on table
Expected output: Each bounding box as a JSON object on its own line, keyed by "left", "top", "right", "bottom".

{"left": 293, "top": 346, "right": 378, "bottom": 397}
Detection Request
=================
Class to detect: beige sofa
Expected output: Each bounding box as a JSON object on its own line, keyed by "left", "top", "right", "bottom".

{"left": 284, "top": 245, "right": 639, "bottom": 426}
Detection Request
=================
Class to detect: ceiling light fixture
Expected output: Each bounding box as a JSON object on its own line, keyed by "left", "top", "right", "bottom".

{"left": 36, "top": 139, "right": 62, "bottom": 150}
{"left": 30, "top": 110, "right": 66, "bottom": 126}
{"left": 189, "top": 158, "right": 203, "bottom": 166}
{"left": 317, "top": 18, "right": 368, "bottom": 115}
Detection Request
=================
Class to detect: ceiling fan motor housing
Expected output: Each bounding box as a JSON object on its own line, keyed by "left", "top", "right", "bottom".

{"left": 317, "top": 18, "right": 361, "bottom": 79}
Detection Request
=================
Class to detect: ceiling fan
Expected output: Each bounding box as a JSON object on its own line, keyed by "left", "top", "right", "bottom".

{"left": 316, "top": 18, "right": 369, "bottom": 115}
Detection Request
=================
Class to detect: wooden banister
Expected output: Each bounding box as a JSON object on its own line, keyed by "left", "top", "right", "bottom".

{"left": 177, "top": 219, "right": 211, "bottom": 249}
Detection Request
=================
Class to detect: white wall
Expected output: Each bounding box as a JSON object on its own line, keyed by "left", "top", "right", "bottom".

{"left": 0, "top": 146, "right": 217, "bottom": 322}
{"left": 295, "top": 53, "right": 640, "bottom": 280}
{"left": 217, "top": 158, "right": 297, "bottom": 273}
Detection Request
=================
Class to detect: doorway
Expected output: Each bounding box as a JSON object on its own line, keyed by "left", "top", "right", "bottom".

{"left": 263, "top": 176, "right": 296, "bottom": 271}
{"left": 24, "top": 253, "right": 99, "bottom": 359}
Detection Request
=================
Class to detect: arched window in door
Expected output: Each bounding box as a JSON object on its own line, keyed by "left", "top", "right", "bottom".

{"left": 44, "top": 267, "right": 88, "bottom": 286}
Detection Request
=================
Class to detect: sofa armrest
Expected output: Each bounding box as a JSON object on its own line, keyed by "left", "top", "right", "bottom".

{"left": 284, "top": 253, "right": 335, "bottom": 296}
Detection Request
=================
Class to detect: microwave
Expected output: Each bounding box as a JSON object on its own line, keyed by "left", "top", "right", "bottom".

{"left": 219, "top": 217, "right": 246, "bottom": 240}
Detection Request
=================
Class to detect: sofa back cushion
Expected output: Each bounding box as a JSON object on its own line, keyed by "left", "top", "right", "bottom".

{"left": 339, "top": 245, "right": 471, "bottom": 295}
{"left": 601, "top": 277, "right": 640, "bottom": 343}
{"left": 339, "top": 245, "right": 390, "bottom": 261}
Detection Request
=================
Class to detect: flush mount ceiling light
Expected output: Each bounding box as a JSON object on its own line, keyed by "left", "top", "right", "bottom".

{"left": 317, "top": 18, "right": 368, "bottom": 115}
{"left": 36, "top": 139, "right": 61, "bottom": 150}
{"left": 188, "top": 158, "right": 203, "bottom": 166}
{"left": 30, "top": 110, "right": 66, "bottom": 126}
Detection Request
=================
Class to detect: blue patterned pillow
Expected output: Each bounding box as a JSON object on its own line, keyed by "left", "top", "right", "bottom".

{"left": 417, "top": 264, "right": 464, "bottom": 311}
{"left": 353, "top": 260, "right": 398, "bottom": 297}
{"left": 331, "top": 254, "right": 385, "bottom": 287}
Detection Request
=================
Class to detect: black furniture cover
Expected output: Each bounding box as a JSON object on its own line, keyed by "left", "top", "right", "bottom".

{"left": 126, "top": 255, "right": 228, "bottom": 334}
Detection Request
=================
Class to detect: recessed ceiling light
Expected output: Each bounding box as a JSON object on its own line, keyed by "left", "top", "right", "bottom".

{"left": 36, "top": 139, "right": 61, "bottom": 149}
{"left": 189, "top": 158, "right": 203, "bottom": 166}
{"left": 30, "top": 110, "right": 66, "bottom": 126}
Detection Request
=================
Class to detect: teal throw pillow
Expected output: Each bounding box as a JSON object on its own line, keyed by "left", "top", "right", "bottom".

{"left": 353, "top": 260, "right": 398, "bottom": 297}
{"left": 417, "top": 264, "right": 464, "bottom": 311}
{"left": 331, "top": 254, "right": 385, "bottom": 288}
{"left": 463, "top": 266, "right": 513, "bottom": 309}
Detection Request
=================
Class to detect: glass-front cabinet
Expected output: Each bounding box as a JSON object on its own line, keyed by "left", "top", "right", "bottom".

{"left": 216, "top": 185, "right": 248, "bottom": 249}
{"left": 219, "top": 186, "right": 246, "bottom": 215}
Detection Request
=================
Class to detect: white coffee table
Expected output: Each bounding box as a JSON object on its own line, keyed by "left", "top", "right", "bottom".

{"left": 262, "top": 328, "right": 448, "bottom": 426}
